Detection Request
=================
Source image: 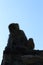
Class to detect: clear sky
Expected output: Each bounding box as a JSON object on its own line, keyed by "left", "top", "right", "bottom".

{"left": 0, "top": 0, "right": 43, "bottom": 64}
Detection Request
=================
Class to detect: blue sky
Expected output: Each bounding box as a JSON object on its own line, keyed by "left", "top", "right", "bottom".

{"left": 0, "top": 0, "right": 43, "bottom": 64}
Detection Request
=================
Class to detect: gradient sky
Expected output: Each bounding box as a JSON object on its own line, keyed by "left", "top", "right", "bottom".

{"left": 0, "top": 0, "right": 43, "bottom": 64}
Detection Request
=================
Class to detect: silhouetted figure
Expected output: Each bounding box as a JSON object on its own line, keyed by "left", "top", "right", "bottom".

{"left": 27, "top": 38, "right": 35, "bottom": 50}
{"left": 7, "top": 23, "right": 27, "bottom": 51}
{"left": 1, "top": 23, "right": 43, "bottom": 65}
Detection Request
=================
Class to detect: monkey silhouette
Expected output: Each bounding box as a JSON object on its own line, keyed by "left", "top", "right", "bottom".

{"left": 26, "top": 38, "right": 35, "bottom": 50}
{"left": 7, "top": 23, "right": 27, "bottom": 51}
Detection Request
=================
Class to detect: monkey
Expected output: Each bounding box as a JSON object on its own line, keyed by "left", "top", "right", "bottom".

{"left": 7, "top": 23, "right": 27, "bottom": 51}
{"left": 26, "top": 38, "right": 35, "bottom": 50}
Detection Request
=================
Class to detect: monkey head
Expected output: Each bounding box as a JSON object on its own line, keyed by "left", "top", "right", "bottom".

{"left": 8, "top": 23, "right": 19, "bottom": 33}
